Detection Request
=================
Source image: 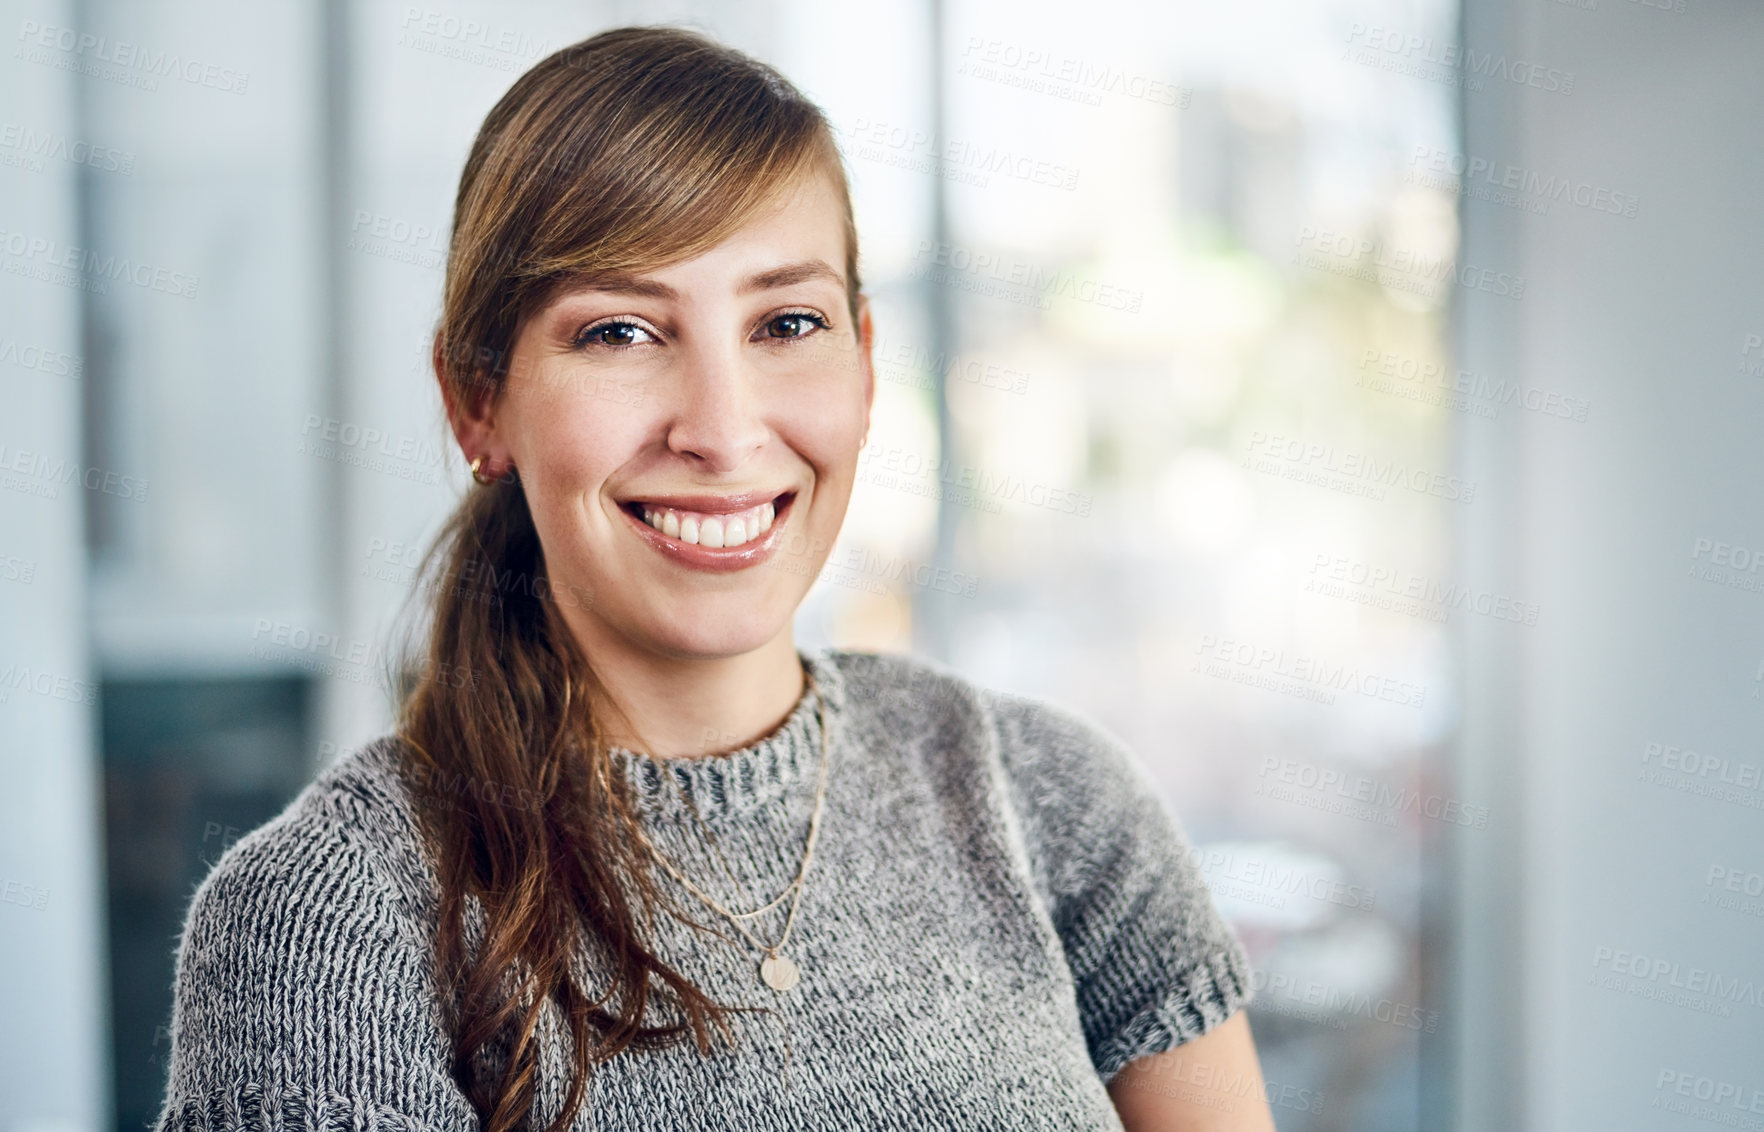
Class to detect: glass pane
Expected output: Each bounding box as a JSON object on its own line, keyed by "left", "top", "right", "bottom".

{"left": 914, "top": 2, "right": 1462, "bottom": 1127}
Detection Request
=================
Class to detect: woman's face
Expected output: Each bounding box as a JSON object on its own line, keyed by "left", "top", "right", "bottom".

{"left": 455, "top": 169, "right": 874, "bottom": 664}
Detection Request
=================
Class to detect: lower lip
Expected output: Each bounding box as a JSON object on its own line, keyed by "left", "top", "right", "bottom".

{"left": 617, "top": 493, "right": 796, "bottom": 574}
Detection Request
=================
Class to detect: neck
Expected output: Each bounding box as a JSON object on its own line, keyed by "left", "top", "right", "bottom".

{"left": 567, "top": 621, "right": 807, "bottom": 759}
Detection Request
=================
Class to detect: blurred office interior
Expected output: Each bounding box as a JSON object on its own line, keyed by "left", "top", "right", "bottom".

{"left": 3, "top": 1, "right": 1761, "bottom": 1129}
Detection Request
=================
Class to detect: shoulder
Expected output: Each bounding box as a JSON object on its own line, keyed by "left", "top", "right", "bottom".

{"left": 827, "top": 652, "right": 1187, "bottom": 914}
{"left": 820, "top": 646, "right": 986, "bottom": 709}
{"left": 819, "top": 648, "right": 1153, "bottom": 830}
{"left": 172, "top": 736, "right": 435, "bottom": 996}
{"left": 162, "top": 736, "right": 462, "bottom": 1110}
{"left": 186, "top": 736, "right": 438, "bottom": 939}
{"left": 821, "top": 645, "right": 1083, "bottom": 730}
{"left": 822, "top": 647, "right": 1142, "bottom": 771}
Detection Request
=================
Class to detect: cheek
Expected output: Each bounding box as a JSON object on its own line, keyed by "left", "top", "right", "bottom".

{"left": 785, "top": 377, "right": 868, "bottom": 467}
{"left": 529, "top": 423, "right": 606, "bottom": 485}
{"left": 510, "top": 400, "right": 632, "bottom": 516}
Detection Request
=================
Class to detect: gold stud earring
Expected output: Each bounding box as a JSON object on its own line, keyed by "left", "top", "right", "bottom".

{"left": 470, "top": 455, "right": 495, "bottom": 485}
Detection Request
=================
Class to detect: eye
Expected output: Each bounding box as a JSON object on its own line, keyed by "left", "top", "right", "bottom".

{"left": 572, "top": 318, "right": 657, "bottom": 349}
{"left": 759, "top": 309, "right": 831, "bottom": 341}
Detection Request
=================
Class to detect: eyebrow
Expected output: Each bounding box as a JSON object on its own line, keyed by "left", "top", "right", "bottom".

{"left": 738, "top": 259, "right": 845, "bottom": 294}
{"left": 564, "top": 259, "right": 845, "bottom": 303}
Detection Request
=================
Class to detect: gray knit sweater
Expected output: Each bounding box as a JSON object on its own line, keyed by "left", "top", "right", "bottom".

{"left": 155, "top": 647, "right": 1252, "bottom": 1130}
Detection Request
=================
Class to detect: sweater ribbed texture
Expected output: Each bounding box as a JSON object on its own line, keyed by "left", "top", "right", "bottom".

{"left": 155, "top": 647, "right": 1253, "bottom": 1130}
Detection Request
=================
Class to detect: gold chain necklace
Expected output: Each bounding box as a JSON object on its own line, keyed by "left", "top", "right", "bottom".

{"left": 629, "top": 673, "right": 831, "bottom": 993}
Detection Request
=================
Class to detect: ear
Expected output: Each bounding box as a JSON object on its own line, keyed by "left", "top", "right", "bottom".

{"left": 433, "top": 330, "right": 501, "bottom": 468}
{"left": 855, "top": 295, "right": 876, "bottom": 446}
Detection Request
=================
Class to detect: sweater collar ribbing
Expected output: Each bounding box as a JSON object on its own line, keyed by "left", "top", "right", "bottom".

{"left": 604, "top": 647, "right": 846, "bottom": 825}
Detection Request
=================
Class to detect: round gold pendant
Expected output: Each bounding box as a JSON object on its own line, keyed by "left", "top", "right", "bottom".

{"left": 760, "top": 952, "right": 800, "bottom": 992}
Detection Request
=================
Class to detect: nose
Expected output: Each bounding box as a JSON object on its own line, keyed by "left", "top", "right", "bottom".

{"left": 663, "top": 338, "right": 770, "bottom": 474}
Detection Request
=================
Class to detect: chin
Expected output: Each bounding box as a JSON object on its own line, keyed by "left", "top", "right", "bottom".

{"left": 634, "top": 605, "right": 794, "bottom": 660}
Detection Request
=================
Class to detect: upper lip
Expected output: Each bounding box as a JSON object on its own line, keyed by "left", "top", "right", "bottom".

{"left": 619, "top": 488, "right": 794, "bottom": 514}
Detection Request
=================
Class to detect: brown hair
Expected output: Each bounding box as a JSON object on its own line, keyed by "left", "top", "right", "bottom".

{"left": 394, "top": 25, "right": 860, "bottom": 1132}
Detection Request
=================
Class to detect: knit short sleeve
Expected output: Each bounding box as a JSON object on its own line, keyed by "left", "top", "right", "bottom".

{"left": 988, "top": 690, "right": 1254, "bottom": 1085}
{"left": 154, "top": 808, "right": 478, "bottom": 1131}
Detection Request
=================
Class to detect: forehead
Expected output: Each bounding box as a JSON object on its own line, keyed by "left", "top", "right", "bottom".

{"left": 653, "top": 168, "right": 848, "bottom": 283}
{"left": 520, "top": 166, "right": 853, "bottom": 322}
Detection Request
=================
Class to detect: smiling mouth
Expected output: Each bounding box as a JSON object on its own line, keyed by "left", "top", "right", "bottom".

{"left": 619, "top": 491, "right": 797, "bottom": 550}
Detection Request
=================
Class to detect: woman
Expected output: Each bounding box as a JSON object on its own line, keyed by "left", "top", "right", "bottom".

{"left": 156, "top": 25, "right": 1273, "bottom": 1132}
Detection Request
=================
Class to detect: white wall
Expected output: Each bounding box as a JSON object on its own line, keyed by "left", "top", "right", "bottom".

{"left": 1454, "top": 2, "right": 1764, "bottom": 1129}
{"left": 0, "top": 0, "right": 112, "bottom": 1124}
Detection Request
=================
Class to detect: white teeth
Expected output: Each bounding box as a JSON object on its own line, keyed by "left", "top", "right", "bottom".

{"left": 635, "top": 498, "right": 782, "bottom": 548}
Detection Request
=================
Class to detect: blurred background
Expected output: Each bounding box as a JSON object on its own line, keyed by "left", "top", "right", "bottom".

{"left": 3, "top": 0, "right": 1761, "bottom": 1129}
